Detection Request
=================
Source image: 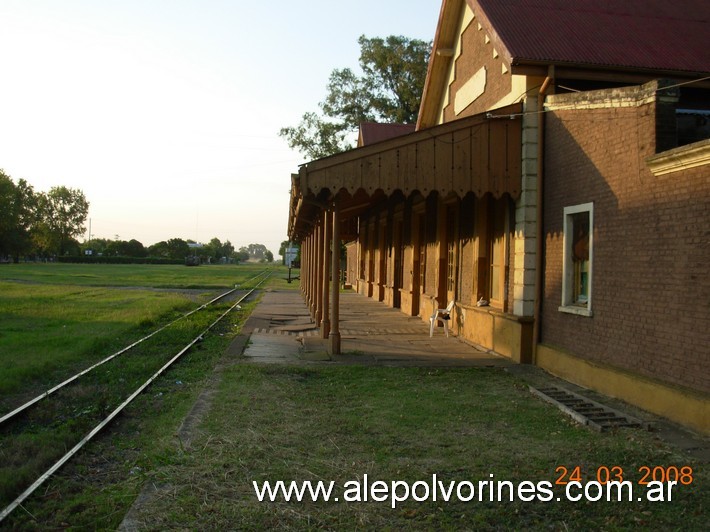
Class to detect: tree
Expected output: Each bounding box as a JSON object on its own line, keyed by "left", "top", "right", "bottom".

{"left": 166, "top": 238, "right": 190, "bottom": 259}
{"left": 204, "top": 237, "right": 235, "bottom": 263}
{"left": 148, "top": 241, "right": 170, "bottom": 258}
{"left": 204, "top": 238, "right": 220, "bottom": 262}
{"left": 0, "top": 171, "right": 38, "bottom": 261}
{"left": 234, "top": 249, "right": 249, "bottom": 263}
{"left": 105, "top": 238, "right": 147, "bottom": 257}
{"left": 221, "top": 240, "right": 235, "bottom": 260}
{"left": 241, "top": 243, "right": 268, "bottom": 260}
{"left": 278, "top": 240, "right": 290, "bottom": 265}
{"left": 280, "top": 35, "right": 431, "bottom": 160}
{"left": 148, "top": 238, "right": 190, "bottom": 260}
{"left": 279, "top": 111, "right": 352, "bottom": 160}
{"left": 33, "top": 186, "right": 89, "bottom": 256}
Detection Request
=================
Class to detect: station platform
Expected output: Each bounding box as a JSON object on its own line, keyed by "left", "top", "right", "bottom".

{"left": 231, "top": 289, "right": 710, "bottom": 459}
{"left": 239, "top": 289, "right": 510, "bottom": 367}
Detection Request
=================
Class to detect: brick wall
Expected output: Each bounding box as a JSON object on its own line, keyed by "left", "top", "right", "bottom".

{"left": 443, "top": 17, "right": 512, "bottom": 121}
{"left": 542, "top": 89, "right": 710, "bottom": 394}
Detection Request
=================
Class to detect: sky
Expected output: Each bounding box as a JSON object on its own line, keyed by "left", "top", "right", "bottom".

{"left": 0, "top": 0, "right": 441, "bottom": 256}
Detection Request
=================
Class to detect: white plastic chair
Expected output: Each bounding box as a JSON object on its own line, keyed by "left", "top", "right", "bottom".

{"left": 429, "top": 300, "right": 455, "bottom": 337}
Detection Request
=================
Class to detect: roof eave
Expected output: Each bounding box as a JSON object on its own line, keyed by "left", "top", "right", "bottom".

{"left": 417, "top": 0, "right": 464, "bottom": 131}
{"left": 509, "top": 60, "right": 710, "bottom": 84}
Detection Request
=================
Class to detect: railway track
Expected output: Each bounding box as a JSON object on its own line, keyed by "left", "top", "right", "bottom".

{"left": 0, "top": 270, "right": 271, "bottom": 523}
{"left": 0, "top": 268, "right": 269, "bottom": 427}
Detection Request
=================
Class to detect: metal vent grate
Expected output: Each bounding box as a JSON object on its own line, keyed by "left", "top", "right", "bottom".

{"left": 530, "top": 386, "right": 652, "bottom": 432}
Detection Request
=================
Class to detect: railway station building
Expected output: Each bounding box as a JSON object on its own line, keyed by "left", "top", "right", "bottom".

{"left": 287, "top": 0, "right": 710, "bottom": 433}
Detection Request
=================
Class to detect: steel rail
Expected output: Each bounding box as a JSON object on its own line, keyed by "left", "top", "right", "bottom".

{"left": 0, "top": 268, "right": 271, "bottom": 426}
{"left": 0, "top": 273, "right": 270, "bottom": 523}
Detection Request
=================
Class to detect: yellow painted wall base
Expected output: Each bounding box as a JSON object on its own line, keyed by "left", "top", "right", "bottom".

{"left": 453, "top": 305, "right": 533, "bottom": 363}
{"left": 399, "top": 290, "right": 418, "bottom": 317}
{"left": 383, "top": 287, "right": 394, "bottom": 307}
{"left": 536, "top": 344, "right": 710, "bottom": 435}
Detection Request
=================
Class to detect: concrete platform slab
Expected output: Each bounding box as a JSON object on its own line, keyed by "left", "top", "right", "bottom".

{"left": 241, "top": 290, "right": 509, "bottom": 368}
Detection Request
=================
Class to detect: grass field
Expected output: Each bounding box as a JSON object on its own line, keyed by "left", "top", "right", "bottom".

{"left": 0, "top": 282, "right": 192, "bottom": 399}
{"left": 1, "top": 263, "right": 706, "bottom": 529}
{"left": 0, "top": 261, "right": 275, "bottom": 288}
{"left": 26, "top": 365, "right": 709, "bottom": 530}
{"left": 0, "top": 262, "right": 280, "bottom": 404}
{"left": 0, "top": 262, "right": 280, "bottom": 527}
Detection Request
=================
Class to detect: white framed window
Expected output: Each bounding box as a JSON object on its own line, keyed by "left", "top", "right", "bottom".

{"left": 559, "top": 202, "right": 593, "bottom": 317}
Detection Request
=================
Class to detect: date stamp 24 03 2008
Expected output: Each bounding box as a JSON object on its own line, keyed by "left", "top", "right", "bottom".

{"left": 555, "top": 465, "right": 694, "bottom": 487}
{"left": 554, "top": 465, "right": 695, "bottom": 502}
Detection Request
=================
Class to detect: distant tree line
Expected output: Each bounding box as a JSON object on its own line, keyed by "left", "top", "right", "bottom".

{"left": 78, "top": 238, "right": 274, "bottom": 264}
{"left": 1, "top": 169, "right": 89, "bottom": 261}
{"left": 85, "top": 237, "right": 255, "bottom": 264}
{"left": 239, "top": 243, "right": 273, "bottom": 263}
{"left": 1, "top": 170, "right": 276, "bottom": 265}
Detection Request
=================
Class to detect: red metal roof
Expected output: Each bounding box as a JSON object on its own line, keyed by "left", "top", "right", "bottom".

{"left": 475, "top": 0, "right": 710, "bottom": 74}
{"left": 358, "top": 122, "right": 416, "bottom": 147}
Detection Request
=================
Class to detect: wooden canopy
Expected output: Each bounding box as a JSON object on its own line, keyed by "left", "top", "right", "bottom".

{"left": 288, "top": 103, "right": 522, "bottom": 240}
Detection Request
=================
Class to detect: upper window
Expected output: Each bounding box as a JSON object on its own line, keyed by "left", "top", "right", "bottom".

{"left": 560, "top": 203, "right": 593, "bottom": 317}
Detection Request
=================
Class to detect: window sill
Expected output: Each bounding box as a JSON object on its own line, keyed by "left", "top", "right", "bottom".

{"left": 558, "top": 305, "right": 593, "bottom": 317}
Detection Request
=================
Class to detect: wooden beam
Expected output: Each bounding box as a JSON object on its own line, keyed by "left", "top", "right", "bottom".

{"left": 321, "top": 209, "right": 331, "bottom": 339}
{"left": 329, "top": 199, "right": 341, "bottom": 355}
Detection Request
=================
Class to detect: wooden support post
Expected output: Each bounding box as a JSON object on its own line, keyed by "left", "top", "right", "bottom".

{"left": 308, "top": 235, "right": 314, "bottom": 318}
{"left": 321, "top": 209, "right": 331, "bottom": 339}
{"left": 314, "top": 220, "right": 322, "bottom": 327}
{"left": 301, "top": 237, "right": 310, "bottom": 304}
{"left": 298, "top": 239, "right": 306, "bottom": 295}
{"left": 301, "top": 237, "right": 308, "bottom": 302}
{"left": 329, "top": 199, "right": 341, "bottom": 354}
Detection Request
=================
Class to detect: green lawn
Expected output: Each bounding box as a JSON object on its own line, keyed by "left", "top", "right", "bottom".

{"left": 0, "top": 263, "right": 264, "bottom": 526}
{"left": 0, "top": 262, "right": 272, "bottom": 288}
{"left": 0, "top": 281, "right": 194, "bottom": 400}
{"left": 20, "top": 364, "right": 703, "bottom": 530}
{"left": 0, "top": 261, "right": 275, "bottom": 401}
{"left": 0, "top": 300, "right": 253, "bottom": 528}
{"left": 0, "top": 263, "right": 292, "bottom": 403}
